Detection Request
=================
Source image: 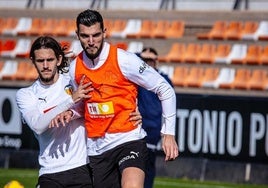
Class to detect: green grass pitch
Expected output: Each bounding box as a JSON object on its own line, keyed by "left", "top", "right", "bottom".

{"left": 0, "top": 168, "right": 267, "bottom": 188}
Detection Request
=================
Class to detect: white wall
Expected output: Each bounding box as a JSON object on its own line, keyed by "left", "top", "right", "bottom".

{"left": 0, "top": 0, "right": 268, "bottom": 11}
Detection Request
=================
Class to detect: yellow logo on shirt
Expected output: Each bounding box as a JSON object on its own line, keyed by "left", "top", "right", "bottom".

{"left": 87, "top": 101, "right": 114, "bottom": 116}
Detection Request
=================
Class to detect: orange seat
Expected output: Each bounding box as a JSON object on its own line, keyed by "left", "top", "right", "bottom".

{"left": 183, "top": 43, "right": 201, "bottom": 63}
{"left": 199, "top": 43, "right": 217, "bottom": 64}
{"left": 232, "top": 69, "right": 251, "bottom": 90}
{"left": 202, "top": 67, "right": 220, "bottom": 84}
{"left": 197, "top": 21, "right": 227, "bottom": 40}
{"left": 248, "top": 69, "right": 268, "bottom": 90}
{"left": 214, "top": 44, "right": 231, "bottom": 59}
{"left": 53, "top": 18, "right": 72, "bottom": 36}
{"left": 151, "top": 20, "right": 170, "bottom": 38}
{"left": 241, "top": 21, "right": 259, "bottom": 37}
{"left": 185, "top": 67, "right": 205, "bottom": 87}
{"left": 15, "top": 62, "right": 32, "bottom": 80}
{"left": 139, "top": 20, "right": 155, "bottom": 38}
{"left": 67, "top": 19, "right": 76, "bottom": 36}
{"left": 104, "top": 19, "right": 113, "bottom": 36}
{"left": 24, "top": 63, "right": 38, "bottom": 81}
{"left": 0, "top": 18, "right": 5, "bottom": 34}
{"left": 172, "top": 66, "right": 189, "bottom": 87}
{"left": 106, "top": 19, "right": 126, "bottom": 38}
{"left": 243, "top": 45, "right": 263, "bottom": 65}
{"left": 225, "top": 21, "right": 244, "bottom": 40}
{"left": 158, "top": 43, "right": 186, "bottom": 63}
{"left": 41, "top": 18, "right": 58, "bottom": 36}
{"left": 258, "top": 46, "right": 268, "bottom": 65}
{"left": 165, "top": 20, "right": 184, "bottom": 39}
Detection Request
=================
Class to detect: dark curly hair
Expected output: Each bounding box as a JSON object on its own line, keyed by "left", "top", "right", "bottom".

{"left": 76, "top": 9, "right": 104, "bottom": 32}
{"left": 29, "top": 36, "right": 69, "bottom": 73}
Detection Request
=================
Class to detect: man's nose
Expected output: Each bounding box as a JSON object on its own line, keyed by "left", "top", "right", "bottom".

{"left": 43, "top": 60, "right": 49, "bottom": 68}
{"left": 88, "top": 36, "right": 94, "bottom": 45}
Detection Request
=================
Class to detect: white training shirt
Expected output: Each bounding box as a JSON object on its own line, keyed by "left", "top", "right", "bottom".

{"left": 16, "top": 73, "right": 88, "bottom": 176}
{"left": 69, "top": 42, "right": 176, "bottom": 156}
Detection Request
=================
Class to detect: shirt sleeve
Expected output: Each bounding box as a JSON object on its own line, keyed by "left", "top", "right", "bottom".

{"left": 69, "top": 59, "right": 79, "bottom": 90}
{"left": 16, "top": 88, "right": 75, "bottom": 135}
{"left": 118, "top": 49, "right": 177, "bottom": 135}
{"left": 68, "top": 59, "right": 85, "bottom": 117}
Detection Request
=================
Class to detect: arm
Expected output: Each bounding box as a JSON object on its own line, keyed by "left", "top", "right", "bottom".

{"left": 119, "top": 50, "right": 179, "bottom": 160}
{"left": 49, "top": 75, "right": 92, "bottom": 127}
{"left": 16, "top": 89, "right": 74, "bottom": 135}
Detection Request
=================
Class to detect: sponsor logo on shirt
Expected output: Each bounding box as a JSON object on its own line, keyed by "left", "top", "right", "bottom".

{"left": 139, "top": 62, "right": 149, "bottom": 74}
{"left": 87, "top": 101, "right": 114, "bottom": 116}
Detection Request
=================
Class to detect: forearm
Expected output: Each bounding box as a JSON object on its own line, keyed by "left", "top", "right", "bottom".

{"left": 24, "top": 97, "right": 75, "bottom": 134}
{"left": 157, "top": 80, "right": 177, "bottom": 135}
{"left": 160, "top": 91, "right": 176, "bottom": 135}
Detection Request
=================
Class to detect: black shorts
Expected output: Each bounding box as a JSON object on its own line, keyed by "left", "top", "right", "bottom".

{"left": 89, "top": 139, "right": 149, "bottom": 188}
{"left": 37, "top": 164, "right": 93, "bottom": 188}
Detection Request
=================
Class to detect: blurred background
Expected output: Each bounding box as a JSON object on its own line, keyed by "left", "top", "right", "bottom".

{"left": 0, "top": 0, "right": 268, "bottom": 186}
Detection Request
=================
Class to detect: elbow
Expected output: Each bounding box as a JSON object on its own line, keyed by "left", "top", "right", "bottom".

{"left": 158, "top": 85, "right": 176, "bottom": 100}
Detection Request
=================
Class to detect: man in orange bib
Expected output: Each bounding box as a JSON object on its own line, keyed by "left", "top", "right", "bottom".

{"left": 69, "top": 9, "right": 179, "bottom": 188}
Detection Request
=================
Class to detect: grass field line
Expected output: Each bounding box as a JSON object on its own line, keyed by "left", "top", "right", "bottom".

{"left": 155, "top": 180, "right": 232, "bottom": 188}
{"left": 0, "top": 173, "right": 37, "bottom": 178}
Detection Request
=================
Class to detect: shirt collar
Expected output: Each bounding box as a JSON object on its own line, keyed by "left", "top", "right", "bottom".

{"left": 82, "top": 42, "right": 110, "bottom": 69}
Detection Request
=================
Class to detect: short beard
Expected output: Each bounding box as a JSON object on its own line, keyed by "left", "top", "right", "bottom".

{"left": 39, "top": 75, "right": 55, "bottom": 84}
{"left": 38, "top": 69, "right": 57, "bottom": 85}
{"left": 85, "top": 41, "right": 104, "bottom": 60}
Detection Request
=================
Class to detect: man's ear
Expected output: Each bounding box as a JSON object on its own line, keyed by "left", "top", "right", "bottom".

{"left": 57, "top": 55, "right": 63, "bottom": 66}
{"left": 103, "top": 28, "right": 107, "bottom": 38}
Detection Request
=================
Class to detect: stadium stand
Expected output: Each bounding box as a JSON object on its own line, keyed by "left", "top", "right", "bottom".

{"left": 1, "top": 12, "right": 268, "bottom": 97}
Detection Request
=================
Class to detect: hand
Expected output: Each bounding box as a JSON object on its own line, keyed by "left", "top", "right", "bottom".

{"left": 130, "top": 107, "right": 142, "bottom": 126}
{"left": 162, "top": 134, "right": 179, "bottom": 161}
{"left": 72, "top": 75, "right": 93, "bottom": 103}
{"left": 49, "top": 110, "right": 73, "bottom": 128}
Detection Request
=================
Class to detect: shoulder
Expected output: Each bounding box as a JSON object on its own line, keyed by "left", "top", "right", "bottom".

{"left": 16, "top": 82, "right": 37, "bottom": 101}
{"left": 117, "top": 48, "right": 143, "bottom": 70}
{"left": 116, "top": 48, "right": 144, "bottom": 77}
{"left": 117, "top": 48, "right": 140, "bottom": 61}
